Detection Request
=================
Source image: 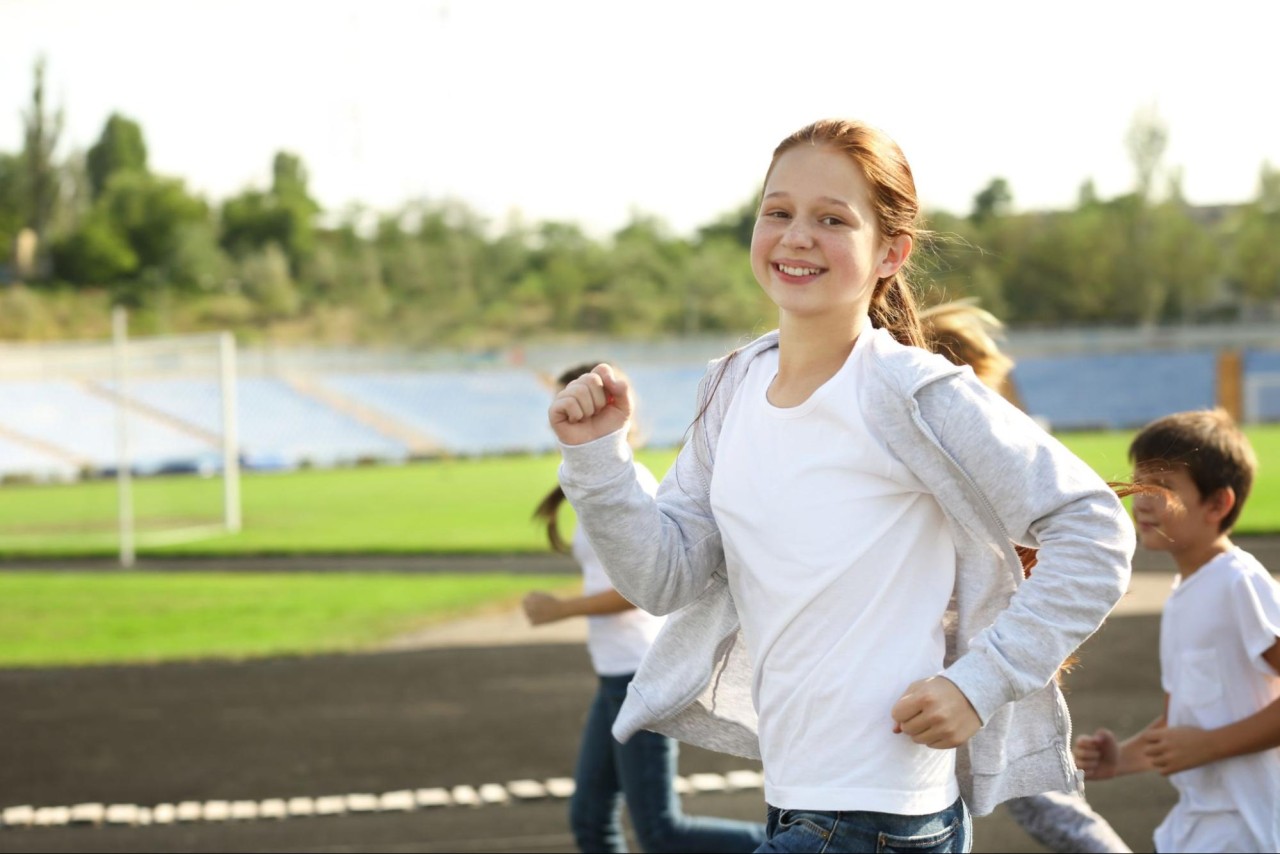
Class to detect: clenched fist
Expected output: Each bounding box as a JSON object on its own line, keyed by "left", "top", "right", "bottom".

{"left": 890, "top": 676, "right": 982, "bottom": 749}
{"left": 549, "top": 364, "right": 634, "bottom": 446}
{"left": 1073, "top": 728, "right": 1120, "bottom": 780}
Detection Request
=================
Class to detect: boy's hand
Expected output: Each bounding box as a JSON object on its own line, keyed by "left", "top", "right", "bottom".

{"left": 1142, "top": 725, "right": 1215, "bottom": 775}
{"left": 891, "top": 676, "right": 981, "bottom": 748}
{"left": 521, "top": 591, "right": 564, "bottom": 626}
{"left": 1074, "top": 728, "right": 1120, "bottom": 780}
{"left": 549, "top": 365, "right": 633, "bottom": 446}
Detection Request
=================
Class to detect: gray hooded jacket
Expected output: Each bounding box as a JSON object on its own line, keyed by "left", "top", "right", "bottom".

{"left": 558, "top": 327, "right": 1135, "bottom": 817}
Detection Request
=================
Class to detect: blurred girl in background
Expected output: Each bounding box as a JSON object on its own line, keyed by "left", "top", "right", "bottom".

{"left": 921, "top": 299, "right": 1132, "bottom": 854}
{"left": 523, "top": 361, "right": 767, "bottom": 854}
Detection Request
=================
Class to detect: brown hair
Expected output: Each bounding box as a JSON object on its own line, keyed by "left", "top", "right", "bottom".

{"left": 689, "top": 119, "right": 931, "bottom": 430}
{"left": 533, "top": 362, "right": 620, "bottom": 552}
{"left": 1128, "top": 408, "right": 1257, "bottom": 533}
{"left": 919, "top": 299, "right": 1025, "bottom": 410}
{"left": 765, "top": 119, "right": 927, "bottom": 349}
{"left": 920, "top": 300, "right": 1013, "bottom": 387}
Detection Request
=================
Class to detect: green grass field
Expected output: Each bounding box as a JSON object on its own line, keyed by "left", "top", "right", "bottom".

{"left": 0, "top": 426, "right": 1277, "bottom": 559}
{"left": 2, "top": 425, "right": 1275, "bottom": 668}
{"left": 0, "top": 427, "right": 1274, "bottom": 560}
{"left": 0, "top": 571, "right": 579, "bottom": 668}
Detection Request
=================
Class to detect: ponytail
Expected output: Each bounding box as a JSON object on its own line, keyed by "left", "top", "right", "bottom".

{"left": 869, "top": 272, "right": 926, "bottom": 349}
{"left": 532, "top": 485, "right": 569, "bottom": 553}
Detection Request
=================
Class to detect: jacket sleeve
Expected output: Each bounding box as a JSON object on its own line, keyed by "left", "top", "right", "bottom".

{"left": 557, "top": 368, "right": 726, "bottom": 616}
{"left": 920, "top": 374, "right": 1136, "bottom": 722}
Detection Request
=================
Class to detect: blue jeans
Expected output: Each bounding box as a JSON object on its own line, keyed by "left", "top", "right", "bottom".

{"left": 757, "top": 798, "right": 971, "bottom": 853}
{"left": 570, "top": 673, "right": 768, "bottom": 853}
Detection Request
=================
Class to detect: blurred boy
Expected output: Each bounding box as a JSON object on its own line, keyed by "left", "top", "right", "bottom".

{"left": 1073, "top": 409, "right": 1280, "bottom": 852}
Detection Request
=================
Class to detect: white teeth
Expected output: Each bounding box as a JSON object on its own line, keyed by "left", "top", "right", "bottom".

{"left": 778, "top": 263, "right": 820, "bottom": 276}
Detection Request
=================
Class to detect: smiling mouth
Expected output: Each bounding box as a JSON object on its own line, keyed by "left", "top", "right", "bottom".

{"left": 774, "top": 262, "right": 823, "bottom": 277}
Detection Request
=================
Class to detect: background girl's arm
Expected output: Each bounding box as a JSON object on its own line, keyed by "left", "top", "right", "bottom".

{"left": 1141, "top": 636, "right": 1280, "bottom": 774}
{"left": 522, "top": 589, "right": 635, "bottom": 625}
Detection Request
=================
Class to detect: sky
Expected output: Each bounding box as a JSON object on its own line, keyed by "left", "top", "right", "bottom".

{"left": 3, "top": 0, "right": 1278, "bottom": 238}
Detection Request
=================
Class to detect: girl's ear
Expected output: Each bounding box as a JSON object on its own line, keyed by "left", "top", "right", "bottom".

{"left": 877, "top": 234, "right": 912, "bottom": 279}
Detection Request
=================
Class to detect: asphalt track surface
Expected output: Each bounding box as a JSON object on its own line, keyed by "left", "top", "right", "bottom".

{"left": 5, "top": 538, "right": 1280, "bottom": 854}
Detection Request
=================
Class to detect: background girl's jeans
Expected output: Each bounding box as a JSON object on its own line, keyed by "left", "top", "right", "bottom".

{"left": 756, "top": 797, "right": 971, "bottom": 853}
{"left": 570, "top": 673, "right": 767, "bottom": 853}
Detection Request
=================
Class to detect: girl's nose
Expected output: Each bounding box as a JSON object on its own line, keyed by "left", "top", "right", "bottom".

{"left": 781, "top": 220, "right": 813, "bottom": 249}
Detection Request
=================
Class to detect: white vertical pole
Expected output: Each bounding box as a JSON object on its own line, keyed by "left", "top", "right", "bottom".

{"left": 113, "top": 306, "right": 135, "bottom": 568}
{"left": 219, "top": 331, "right": 241, "bottom": 532}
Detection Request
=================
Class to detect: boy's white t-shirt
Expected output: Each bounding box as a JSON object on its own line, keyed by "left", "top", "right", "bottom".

{"left": 575, "top": 462, "right": 665, "bottom": 677}
{"left": 1155, "top": 547, "right": 1280, "bottom": 853}
{"left": 709, "top": 326, "right": 960, "bottom": 814}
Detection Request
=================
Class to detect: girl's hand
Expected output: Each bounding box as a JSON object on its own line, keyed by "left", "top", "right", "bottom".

{"left": 1141, "top": 725, "right": 1214, "bottom": 775}
{"left": 522, "top": 591, "right": 565, "bottom": 626}
{"left": 1073, "top": 728, "right": 1120, "bottom": 780}
{"left": 890, "top": 676, "right": 982, "bottom": 748}
{"left": 549, "top": 364, "right": 633, "bottom": 446}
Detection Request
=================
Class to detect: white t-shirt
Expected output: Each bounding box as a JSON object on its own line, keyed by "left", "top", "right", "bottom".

{"left": 1155, "top": 547, "right": 1280, "bottom": 853}
{"left": 575, "top": 461, "right": 665, "bottom": 677}
{"left": 709, "top": 327, "right": 959, "bottom": 813}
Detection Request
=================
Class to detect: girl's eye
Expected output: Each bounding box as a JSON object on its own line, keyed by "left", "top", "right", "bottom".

{"left": 821, "top": 216, "right": 846, "bottom": 227}
{"left": 763, "top": 210, "right": 790, "bottom": 219}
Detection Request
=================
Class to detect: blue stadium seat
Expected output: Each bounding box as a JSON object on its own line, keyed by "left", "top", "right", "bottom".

{"left": 0, "top": 380, "right": 215, "bottom": 475}
{"left": 116, "top": 377, "right": 409, "bottom": 469}
{"left": 322, "top": 371, "right": 553, "bottom": 456}
{"left": 1013, "top": 351, "right": 1218, "bottom": 430}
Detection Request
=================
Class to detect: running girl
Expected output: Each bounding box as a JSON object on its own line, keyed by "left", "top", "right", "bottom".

{"left": 549, "top": 119, "right": 1134, "bottom": 853}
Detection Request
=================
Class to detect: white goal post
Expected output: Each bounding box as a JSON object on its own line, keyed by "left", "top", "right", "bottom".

{"left": 0, "top": 310, "right": 241, "bottom": 566}
{"left": 110, "top": 308, "right": 241, "bottom": 566}
{"left": 1243, "top": 371, "right": 1280, "bottom": 426}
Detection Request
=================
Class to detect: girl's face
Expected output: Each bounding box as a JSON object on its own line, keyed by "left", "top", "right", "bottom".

{"left": 750, "top": 144, "right": 908, "bottom": 324}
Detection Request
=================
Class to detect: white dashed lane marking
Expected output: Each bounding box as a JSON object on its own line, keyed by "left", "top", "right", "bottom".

{"left": 1, "top": 770, "right": 763, "bottom": 830}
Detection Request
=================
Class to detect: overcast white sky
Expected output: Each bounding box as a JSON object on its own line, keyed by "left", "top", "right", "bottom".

{"left": 4, "top": 0, "right": 1278, "bottom": 237}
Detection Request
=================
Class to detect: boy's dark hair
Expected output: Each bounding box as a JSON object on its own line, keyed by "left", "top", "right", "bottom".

{"left": 1128, "top": 408, "right": 1258, "bottom": 533}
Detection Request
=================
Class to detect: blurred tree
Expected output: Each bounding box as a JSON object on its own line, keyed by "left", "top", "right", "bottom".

{"left": 1126, "top": 104, "right": 1169, "bottom": 203}
{"left": 49, "top": 211, "right": 138, "bottom": 284}
{"left": 167, "top": 220, "right": 232, "bottom": 293}
{"left": 970, "top": 178, "right": 1013, "bottom": 225}
{"left": 1147, "top": 169, "right": 1220, "bottom": 321}
{"left": 98, "top": 172, "right": 209, "bottom": 276}
{"left": 683, "top": 236, "right": 767, "bottom": 333}
{"left": 220, "top": 151, "right": 321, "bottom": 272}
{"left": 697, "top": 197, "right": 758, "bottom": 249}
{"left": 0, "top": 153, "right": 25, "bottom": 269}
{"left": 239, "top": 242, "right": 300, "bottom": 320}
{"left": 1077, "top": 178, "right": 1100, "bottom": 207}
{"left": 86, "top": 113, "right": 148, "bottom": 199}
{"left": 1230, "top": 162, "right": 1280, "bottom": 307}
{"left": 19, "top": 56, "right": 64, "bottom": 269}
{"left": 1121, "top": 106, "right": 1172, "bottom": 324}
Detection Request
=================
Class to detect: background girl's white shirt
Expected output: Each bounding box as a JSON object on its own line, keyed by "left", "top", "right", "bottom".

{"left": 576, "top": 462, "right": 665, "bottom": 677}
{"left": 1155, "top": 547, "right": 1280, "bottom": 852}
{"left": 710, "top": 332, "right": 959, "bottom": 813}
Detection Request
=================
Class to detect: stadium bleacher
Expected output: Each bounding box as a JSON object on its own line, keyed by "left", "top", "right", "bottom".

{"left": 114, "top": 377, "right": 409, "bottom": 470}
{"left": 322, "top": 370, "right": 553, "bottom": 457}
{"left": 0, "top": 347, "right": 1275, "bottom": 481}
{"left": 1013, "top": 351, "right": 1218, "bottom": 431}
